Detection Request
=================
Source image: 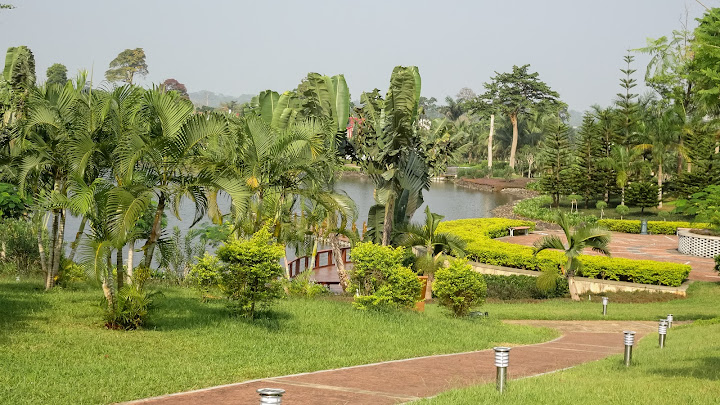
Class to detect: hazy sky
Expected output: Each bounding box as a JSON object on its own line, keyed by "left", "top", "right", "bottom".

{"left": 0, "top": 0, "right": 708, "bottom": 111}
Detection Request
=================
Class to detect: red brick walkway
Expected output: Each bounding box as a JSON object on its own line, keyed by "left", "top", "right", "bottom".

{"left": 497, "top": 231, "right": 719, "bottom": 282}
{"left": 123, "top": 321, "right": 656, "bottom": 405}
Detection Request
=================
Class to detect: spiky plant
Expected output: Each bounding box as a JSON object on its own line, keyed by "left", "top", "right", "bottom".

{"left": 533, "top": 211, "right": 611, "bottom": 301}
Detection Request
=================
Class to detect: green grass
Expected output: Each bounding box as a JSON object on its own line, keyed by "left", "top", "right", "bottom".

{"left": 418, "top": 319, "right": 720, "bottom": 404}
{"left": 0, "top": 279, "right": 556, "bottom": 405}
{"left": 483, "top": 282, "right": 720, "bottom": 321}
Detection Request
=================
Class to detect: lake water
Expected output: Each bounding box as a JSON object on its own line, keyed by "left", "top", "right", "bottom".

{"left": 62, "top": 177, "right": 514, "bottom": 264}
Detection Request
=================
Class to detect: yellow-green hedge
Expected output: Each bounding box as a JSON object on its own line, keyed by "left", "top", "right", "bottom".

{"left": 597, "top": 219, "right": 710, "bottom": 235}
{"left": 438, "top": 218, "right": 691, "bottom": 287}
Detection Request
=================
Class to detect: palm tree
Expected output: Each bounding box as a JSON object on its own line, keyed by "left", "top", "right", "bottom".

{"left": 396, "top": 206, "right": 466, "bottom": 300}
{"left": 533, "top": 212, "right": 611, "bottom": 301}
{"left": 600, "top": 145, "right": 640, "bottom": 206}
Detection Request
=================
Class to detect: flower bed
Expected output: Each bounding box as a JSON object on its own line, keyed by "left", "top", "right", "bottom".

{"left": 438, "top": 218, "right": 691, "bottom": 287}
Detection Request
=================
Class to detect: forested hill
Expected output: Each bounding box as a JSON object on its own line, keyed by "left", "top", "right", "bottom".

{"left": 189, "top": 90, "right": 254, "bottom": 108}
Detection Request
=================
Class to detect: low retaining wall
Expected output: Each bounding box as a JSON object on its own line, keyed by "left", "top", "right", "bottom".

{"left": 678, "top": 228, "right": 720, "bottom": 259}
{"left": 467, "top": 261, "right": 690, "bottom": 297}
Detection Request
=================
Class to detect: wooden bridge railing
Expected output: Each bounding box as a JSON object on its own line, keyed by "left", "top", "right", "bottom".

{"left": 288, "top": 246, "right": 352, "bottom": 279}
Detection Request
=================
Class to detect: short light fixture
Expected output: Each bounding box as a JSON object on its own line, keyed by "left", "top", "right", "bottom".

{"left": 658, "top": 319, "right": 668, "bottom": 348}
{"left": 602, "top": 296, "right": 609, "bottom": 316}
{"left": 623, "top": 331, "right": 636, "bottom": 367}
{"left": 494, "top": 347, "right": 511, "bottom": 393}
{"left": 666, "top": 314, "right": 674, "bottom": 328}
{"left": 257, "top": 388, "right": 285, "bottom": 404}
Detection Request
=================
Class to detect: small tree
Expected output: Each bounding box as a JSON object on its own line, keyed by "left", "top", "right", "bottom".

{"left": 596, "top": 201, "right": 607, "bottom": 219}
{"left": 615, "top": 204, "right": 630, "bottom": 220}
{"left": 538, "top": 119, "right": 573, "bottom": 207}
{"left": 674, "top": 185, "right": 720, "bottom": 234}
{"left": 626, "top": 182, "right": 659, "bottom": 214}
{"left": 45, "top": 63, "right": 68, "bottom": 86}
{"left": 217, "top": 228, "right": 285, "bottom": 319}
{"left": 433, "top": 259, "right": 487, "bottom": 317}
{"left": 105, "top": 48, "right": 148, "bottom": 84}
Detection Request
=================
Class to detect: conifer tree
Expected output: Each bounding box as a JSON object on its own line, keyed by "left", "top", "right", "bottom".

{"left": 539, "top": 119, "right": 573, "bottom": 207}
{"left": 573, "top": 112, "right": 603, "bottom": 208}
{"left": 616, "top": 53, "right": 639, "bottom": 145}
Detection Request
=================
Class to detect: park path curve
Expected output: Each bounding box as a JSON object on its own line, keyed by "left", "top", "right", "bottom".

{"left": 122, "top": 320, "right": 656, "bottom": 405}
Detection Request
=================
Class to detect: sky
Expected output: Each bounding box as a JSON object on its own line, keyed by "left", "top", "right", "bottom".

{"left": 0, "top": 0, "right": 709, "bottom": 111}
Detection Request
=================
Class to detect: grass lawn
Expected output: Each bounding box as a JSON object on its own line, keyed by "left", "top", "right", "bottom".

{"left": 484, "top": 282, "right": 720, "bottom": 321}
{"left": 418, "top": 319, "right": 720, "bottom": 404}
{"left": 554, "top": 197, "right": 691, "bottom": 221}
{"left": 0, "top": 278, "right": 556, "bottom": 405}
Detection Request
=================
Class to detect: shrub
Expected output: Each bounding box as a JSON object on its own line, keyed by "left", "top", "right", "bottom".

{"left": 513, "top": 196, "right": 597, "bottom": 226}
{"left": 626, "top": 182, "right": 659, "bottom": 213}
{"left": 597, "top": 219, "right": 711, "bottom": 235}
{"left": 673, "top": 184, "right": 720, "bottom": 233}
{"left": 103, "top": 285, "right": 153, "bottom": 330}
{"left": 55, "top": 259, "right": 87, "bottom": 287}
{"left": 0, "top": 218, "right": 41, "bottom": 276}
{"left": 596, "top": 201, "right": 607, "bottom": 219}
{"left": 285, "top": 269, "right": 329, "bottom": 298}
{"left": 714, "top": 255, "right": 720, "bottom": 274}
{"left": 615, "top": 204, "right": 629, "bottom": 219}
{"left": 657, "top": 210, "right": 670, "bottom": 221}
{"left": 438, "top": 218, "right": 691, "bottom": 287}
{"left": 484, "top": 274, "right": 568, "bottom": 300}
{"left": 350, "top": 242, "right": 421, "bottom": 310}
{"left": 433, "top": 259, "right": 487, "bottom": 316}
{"left": 0, "top": 183, "right": 30, "bottom": 218}
{"left": 217, "top": 228, "right": 285, "bottom": 319}
{"left": 187, "top": 253, "right": 222, "bottom": 300}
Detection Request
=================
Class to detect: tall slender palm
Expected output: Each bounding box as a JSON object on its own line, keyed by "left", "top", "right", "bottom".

{"left": 600, "top": 145, "right": 641, "bottom": 205}
{"left": 396, "top": 206, "right": 466, "bottom": 299}
{"left": 533, "top": 212, "right": 611, "bottom": 301}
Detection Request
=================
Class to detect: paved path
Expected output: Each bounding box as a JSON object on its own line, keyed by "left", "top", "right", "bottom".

{"left": 124, "top": 321, "right": 656, "bottom": 405}
{"left": 497, "top": 231, "right": 719, "bottom": 282}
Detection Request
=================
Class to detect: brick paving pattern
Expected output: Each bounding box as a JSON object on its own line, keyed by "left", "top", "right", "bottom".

{"left": 124, "top": 321, "right": 656, "bottom": 405}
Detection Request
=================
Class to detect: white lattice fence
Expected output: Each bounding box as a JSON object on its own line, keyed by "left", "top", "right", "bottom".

{"left": 678, "top": 229, "right": 720, "bottom": 258}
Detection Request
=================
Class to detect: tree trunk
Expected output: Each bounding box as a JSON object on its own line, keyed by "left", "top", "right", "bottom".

{"left": 142, "top": 193, "right": 166, "bottom": 268}
{"left": 621, "top": 186, "right": 625, "bottom": 206}
{"left": 45, "top": 211, "right": 59, "bottom": 290}
{"left": 103, "top": 254, "right": 116, "bottom": 315}
{"left": 51, "top": 209, "right": 66, "bottom": 285}
{"left": 568, "top": 276, "right": 580, "bottom": 301}
{"left": 116, "top": 248, "right": 124, "bottom": 290}
{"left": 126, "top": 241, "right": 134, "bottom": 284}
{"left": 382, "top": 195, "right": 395, "bottom": 246}
{"left": 330, "top": 235, "right": 349, "bottom": 292}
{"left": 308, "top": 238, "right": 318, "bottom": 270}
{"left": 37, "top": 219, "right": 48, "bottom": 279}
{"left": 488, "top": 114, "right": 494, "bottom": 173}
{"left": 509, "top": 113, "right": 519, "bottom": 170}
{"left": 657, "top": 164, "right": 663, "bottom": 209}
{"left": 677, "top": 137, "right": 684, "bottom": 175}
{"left": 68, "top": 216, "right": 87, "bottom": 262}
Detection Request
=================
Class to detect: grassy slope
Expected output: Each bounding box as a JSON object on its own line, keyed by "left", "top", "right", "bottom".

{"left": 0, "top": 279, "right": 556, "bottom": 405}
{"left": 419, "top": 320, "right": 720, "bottom": 405}
{"left": 483, "top": 282, "right": 720, "bottom": 321}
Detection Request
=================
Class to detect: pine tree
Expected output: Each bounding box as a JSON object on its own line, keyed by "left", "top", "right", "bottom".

{"left": 616, "top": 53, "right": 639, "bottom": 145}
{"left": 539, "top": 119, "right": 573, "bottom": 207}
{"left": 573, "top": 112, "right": 604, "bottom": 208}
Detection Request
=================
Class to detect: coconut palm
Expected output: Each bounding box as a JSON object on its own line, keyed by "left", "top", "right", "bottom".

{"left": 396, "top": 206, "right": 466, "bottom": 300}
{"left": 600, "top": 145, "right": 641, "bottom": 205}
{"left": 533, "top": 211, "right": 611, "bottom": 301}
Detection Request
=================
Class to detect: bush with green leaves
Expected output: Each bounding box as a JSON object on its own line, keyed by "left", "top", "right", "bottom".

{"left": 674, "top": 184, "right": 720, "bottom": 233}
{"left": 349, "top": 242, "right": 421, "bottom": 310}
{"left": 0, "top": 183, "right": 30, "bottom": 218}
{"left": 484, "top": 274, "right": 568, "bottom": 300}
{"left": 513, "top": 196, "right": 597, "bottom": 226}
{"left": 0, "top": 218, "right": 41, "bottom": 276}
{"left": 433, "top": 259, "right": 487, "bottom": 316}
{"left": 55, "top": 259, "right": 87, "bottom": 287}
{"left": 285, "top": 270, "right": 329, "bottom": 298}
{"left": 714, "top": 255, "right": 720, "bottom": 274}
{"left": 615, "top": 204, "right": 630, "bottom": 219}
{"left": 187, "top": 253, "right": 222, "bottom": 300}
{"left": 102, "top": 285, "right": 153, "bottom": 330}
{"left": 626, "top": 182, "right": 659, "bottom": 213}
{"left": 597, "top": 219, "right": 711, "bottom": 235}
{"left": 217, "top": 228, "right": 285, "bottom": 319}
{"left": 596, "top": 201, "right": 607, "bottom": 219}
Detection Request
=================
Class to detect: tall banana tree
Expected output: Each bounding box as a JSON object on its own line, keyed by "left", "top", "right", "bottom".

{"left": 533, "top": 211, "right": 611, "bottom": 301}
{"left": 396, "top": 206, "right": 466, "bottom": 299}
{"left": 350, "top": 66, "right": 430, "bottom": 245}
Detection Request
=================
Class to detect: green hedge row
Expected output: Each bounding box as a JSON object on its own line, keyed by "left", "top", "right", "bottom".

{"left": 484, "top": 274, "right": 568, "bottom": 300}
{"left": 437, "top": 218, "right": 691, "bottom": 287}
{"left": 597, "top": 219, "right": 711, "bottom": 235}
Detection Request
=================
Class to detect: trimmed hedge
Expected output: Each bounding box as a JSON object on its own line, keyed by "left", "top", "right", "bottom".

{"left": 438, "top": 218, "right": 691, "bottom": 287}
{"left": 484, "top": 274, "right": 568, "bottom": 300}
{"left": 597, "top": 219, "right": 711, "bottom": 235}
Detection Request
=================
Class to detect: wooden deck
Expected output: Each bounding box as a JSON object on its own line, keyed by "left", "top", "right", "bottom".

{"left": 288, "top": 247, "right": 352, "bottom": 292}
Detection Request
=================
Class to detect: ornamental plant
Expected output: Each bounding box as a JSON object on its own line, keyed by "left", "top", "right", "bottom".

{"left": 349, "top": 242, "right": 421, "bottom": 310}
{"left": 433, "top": 259, "right": 487, "bottom": 316}
{"left": 187, "top": 253, "right": 222, "bottom": 301}
{"left": 615, "top": 204, "right": 630, "bottom": 220}
{"left": 674, "top": 185, "right": 720, "bottom": 234}
{"left": 596, "top": 201, "right": 607, "bottom": 219}
{"left": 217, "top": 228, "right": 285, "bottom": 319}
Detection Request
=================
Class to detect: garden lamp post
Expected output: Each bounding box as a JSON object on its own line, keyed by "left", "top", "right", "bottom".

{"left": 602, "top": 296, "right": 609, "bottom": 316}
{"left": 257, "top": 388, "right": 285, "bottom": 404}
{"left": 666, "top": 314, "right": 673, "bottom": 328}
{"left": 494, "top": 347, "right": 511, "bottom": 393}
{"left": 658, "top": 319, "right": 668, "bottom": 348}
{"left": 623, "top": 331, "right": 636, "bottom": 366}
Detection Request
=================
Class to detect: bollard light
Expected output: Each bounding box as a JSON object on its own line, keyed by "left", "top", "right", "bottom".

{"left": 666, "top": 314, "right": 673, "bottom": 328}
{"left": 494, "top": 347, "right": 511, "bottom": 393}
{"left": 658, "top": 319, "right": 668, "bottom": 348}
{"left": 602, "top": 296, "right": 609, "bottom": 316}
{"left": 257, "top": 388, "right": 285, "bottom": 404}
{"left": 623, "top": 331, "right": 636, "bottom": 367}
